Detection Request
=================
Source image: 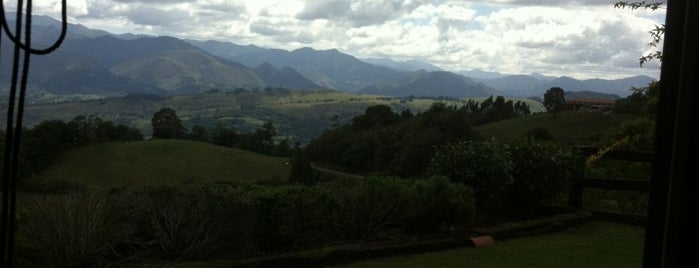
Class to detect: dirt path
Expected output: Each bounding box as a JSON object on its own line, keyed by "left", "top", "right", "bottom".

{"left": 311, "top": 163, "right": 365, "bottom": 180}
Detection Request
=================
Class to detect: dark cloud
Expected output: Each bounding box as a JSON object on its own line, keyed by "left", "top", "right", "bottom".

{"left": 351, "top": 0, "right": 429, "bottom": 26}
{"left": 58, "top": 1, "right": 661, "bottom": 79}
{"left": 126, "top": 6, "right": 189, "bottom": 26}
{"left": 297, "top": 1, "right": 351, "bottom": 20}
{"left": 481, "top": 0, "right": 622, "bottom": 6}
{"left": 79, "top": 0, "right": 122, "bottom": 19}
{"left": 545, "top": 47, "right": 615, "bottom": 64}
{"left": 111, "top": 0, "right": 190, "bottom": 3}
{"left": 297, "top": 0, "right": 429, "bottom": 27}
{"left": 250, "top": 24, "right": 288, "bottom": 36}
{"left": 535, "top": 20, "right": 644, "bottom": 66}
{"left": 272, "top": 31, "right": 316, "bottom": 44}
{"left": 198, "top": 2, "right": 246, "bottom": 14}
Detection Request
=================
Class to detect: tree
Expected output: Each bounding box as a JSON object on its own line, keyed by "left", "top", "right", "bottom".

{"left": 289, "top": 145, "right": 315, "bottom": 185}
{"left": 151, "top": 108, "right": 186, "bottom": 139}
{"left": 614, "top": 1, "right": 664, "bottom": 66}
{"left": 275, "top": 138, "right": 291, "bottom": 157}
{"left": 351, "top": 104, "right": 400, "bottom": 130}
{"left": 253, "top": 121, "right": 276, "bottom": 154}
{"left": 210, "top": 123, "right": 237, "bottom": 147}
{"left": 543, "top": 87, "right": 566, "bottom": 117}
{"left": 189, "top": 125, "right": 208, "bottom": 141}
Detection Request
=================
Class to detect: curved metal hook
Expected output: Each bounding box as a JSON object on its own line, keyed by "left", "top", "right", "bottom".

{"left": 0, "top": 0, "right": 67, "bottom": 55}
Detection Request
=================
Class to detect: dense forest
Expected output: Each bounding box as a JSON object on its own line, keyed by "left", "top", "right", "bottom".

{"left": 306, "top": 96, "right": 531, "bottom": 176}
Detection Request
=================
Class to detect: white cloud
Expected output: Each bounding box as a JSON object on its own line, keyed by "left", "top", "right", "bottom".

{"left": 18, "top": 0, "right": 664, "bottom": 79}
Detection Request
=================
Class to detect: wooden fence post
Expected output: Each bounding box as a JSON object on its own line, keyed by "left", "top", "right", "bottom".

{"left": 568, "top": 182, "right": 583, "bottom": 209}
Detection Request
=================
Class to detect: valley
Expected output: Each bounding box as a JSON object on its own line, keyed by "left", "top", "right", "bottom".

{"left": 0, "top": 6, "right": 661, "bottom": 268}
{"left": 6, "top": 89, "right": 545, "bottom": 143}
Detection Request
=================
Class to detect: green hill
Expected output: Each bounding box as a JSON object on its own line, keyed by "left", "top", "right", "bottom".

{"left": 13, "top": 90, "right": 543, "bottom": 143}
{"left": 28, "top": 140, "right": 291, "bottom": 190}
{"left": 110, "top": 48, "right": 263, "bottom": 92}
{"left": 474, "top": 111, "right": 638, "bottom": 144}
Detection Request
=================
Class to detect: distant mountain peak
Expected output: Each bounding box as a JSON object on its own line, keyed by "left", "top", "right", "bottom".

{"left": 528, "top": 72, "right": 556, "bottom": 80}
{"left": 478, "top": 74, "right": 655, "bottom": 97}
{"left": 251, "top": 62, "right": 321, "bottom": 90}
{"left": 361, "top": 57, "right": 443, "bottom": 72}
{"left": 459, "top": 69, "right": 506, "bottom": 79}
{"left": 359, "top": 70, "right": 498, "bottom": 98}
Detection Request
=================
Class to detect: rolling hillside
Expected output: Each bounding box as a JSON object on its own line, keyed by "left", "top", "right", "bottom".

{"left": 474, "top": 110, "right": 638, "bottom": 143}
{"left": 193, "top": 41, "right": 401, "bottom": 91}
{"left": 477, "top": 74, "right": 655, "bottom": 97}
{"left": 7, "top": 90, "right": 544, "bottom": 143}
{"left": 361, "top": 58, "right": 443, "bottom": 72}
{"left": 28, "top": 140, "right": 292, "bottom": 190}
{"left": 110, "top": 48, "right": 264, "bottom": 92}
{"left": 360, "top": 71, "right": 498, "bottom": 98}
{"left": 252, "top": 62, "right": 323, "bottom": 89}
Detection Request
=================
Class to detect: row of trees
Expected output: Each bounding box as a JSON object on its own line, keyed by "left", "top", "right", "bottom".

{"left": 614, "top": 81, "right": 658, "bottom": 115}
{"left": 306, "top": 97, "right": 532, "bottom": 176}
{"left": 0, "top": 116, "right": 143, "bottom": 179}
{"left": 463, "top": 95, "right": 531, "bottom": 124}
{"left": 307, "top": 103, "right": 472, "bottom": 176}
{"left": 150, "top": 108, "right": 292, "bottom": 157}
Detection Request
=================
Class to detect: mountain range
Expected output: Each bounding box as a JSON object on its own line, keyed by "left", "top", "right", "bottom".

{"left": 475, "top": 75, "right": 654, "bottom": 97}
{"left": 361, "top": 58, "right": 443, "bottom": 72}
{"left": 1, "top": 14, "right": 656, "bottom": 100}
{"left": 358, "top": 70, "right": 497, "bottom": 98}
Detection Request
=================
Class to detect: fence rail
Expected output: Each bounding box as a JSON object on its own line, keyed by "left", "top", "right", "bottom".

{"left": 568, "top": 146, "right": 652, "bottom": 226}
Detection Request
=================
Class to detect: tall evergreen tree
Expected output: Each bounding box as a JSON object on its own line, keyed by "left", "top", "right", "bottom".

{"left": 543, "top": 87, "right": 566, "bottom": 117}
{"left": 151, "top": 108, "right": 186, "bottom": 139}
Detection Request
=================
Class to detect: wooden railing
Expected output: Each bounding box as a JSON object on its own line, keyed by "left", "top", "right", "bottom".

{"left": 568, "top": 146, "right": 652, "bottom": 225}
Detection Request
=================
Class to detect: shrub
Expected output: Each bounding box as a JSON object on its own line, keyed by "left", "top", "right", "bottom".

{"left": 251, "top": 185, "right": 337, "bottom": 250}
{"left": 18, "top": 179, "right": 86, "bottom": 194}
{"left": 607, "top": 118, "right": 655, "bottom": 151}
{"left": 18, "top": 192, "right": 137, "bottom": 267}
{"left": 18, "top": 180, "right": 477, "bottom": 264}
{"left": 408, "top": 176, "right": 476, "bottom": 231}
{"left": 429, "top": 140, "right": 513, "bottom": 213}
{"left": 430, "top": 139, "right": 580, "bottom": 215}
{"left": 524, "top": 126, "right": 554, "bottom": 141}
{"left": 137, "top": 185, "right": 226, "bottom": 260}
{"left": 332, "top": 177, "right": 413, "bottom": 241}
{"left": 506, "top": 139, "right": 582, "bottom": 212}
{"left": 288, "top": 148, "right": 317, "bottom": 185}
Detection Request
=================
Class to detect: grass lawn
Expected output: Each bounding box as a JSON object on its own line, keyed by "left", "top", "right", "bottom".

{"left": 332, "top": 221, "right": 645, "bottom": 268}
{"left": 473, "top": 111, "right": 638, "bottom": 144}
{"left": 27, "top": 139, "right": 291, "bottom": 190}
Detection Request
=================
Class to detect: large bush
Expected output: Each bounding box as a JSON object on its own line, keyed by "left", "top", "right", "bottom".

{"left": 506, "top": 140, "right": 582, "bottom": 210}
{"left": 136, "top": 183, "right": 260, "bottom": 258}
{"left": 17, "top": 179, "right": 476, "bottom": 264}
{"left": 138, "top": 187, "right": 223, "bottom": 260}
{"left": 332, "top": 177, "right": 413, "bottom": 240}
{"left": 407, "top": 176, "right": 476, "bottom": 231}
{"left": 430, "top": 139, "right": 581, "bottom": 215}
{"left": 250, "top": 185, "right": 338, "bottom": 250}
{"left": 18, "top": 192, "right": 137, "bottom": 267}
{"left": 306, "top": 103, "right": 475, "bottom": 176}
{"left": 428, "top": 140, "right": 513, "bottom": 213}
{"left": 330, "top": 176, "right": 475, "bottom": 239}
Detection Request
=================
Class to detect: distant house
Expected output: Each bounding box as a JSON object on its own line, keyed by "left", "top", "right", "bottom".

{"left": 567, "top": 98, "right": 615, "bottom": 112}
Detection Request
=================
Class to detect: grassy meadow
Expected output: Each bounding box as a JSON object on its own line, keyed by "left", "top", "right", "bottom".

{"left": 26, "top": 139, "right": 291, "bottom": 190}
{"left": 12, "top": 92, "right": 647, "bottom": 267}
{"left": 473, "top": 110, "right": 638, "bottom": 144}
{"left": 12, "top": 90, "right": 544, "bottom": 142}
{"left": 331, "top": 221, "right": 644, "bottom": 268}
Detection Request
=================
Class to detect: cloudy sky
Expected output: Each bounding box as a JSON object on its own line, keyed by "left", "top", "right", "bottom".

{"left": 16, "top": 0, "right": 665, "bottom": 79}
